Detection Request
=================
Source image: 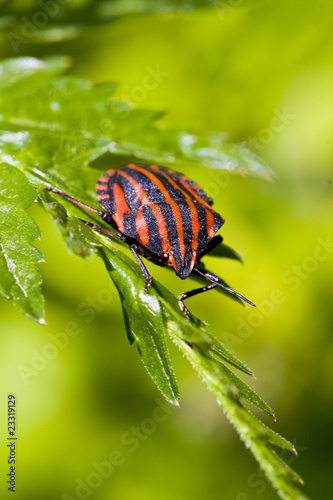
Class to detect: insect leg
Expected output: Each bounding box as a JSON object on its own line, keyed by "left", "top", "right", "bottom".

{"left": 130, "top": 245, "right": 152, "bottom": 293}
{"left": 48, "top": 188, "right": 152, "bottom": 291}
{"left": 78, "top": 220, "right": 127, "bottom": 242}
{"left": 193, "top": 266, "right": 256, "bottom": 307}
{"left": 179, "top": 283, "right": 219, "bottom": 321}
{"left": 45, "top": 187, "right": 115, "bottom": 225}
{"left": 197, "top": 235, "right": 223, "bottom": 261}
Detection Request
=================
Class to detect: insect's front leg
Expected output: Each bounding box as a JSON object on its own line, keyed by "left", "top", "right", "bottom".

{"left": 193, "top": 266, "right": 256, "bottom": 307}
{"left": 178, "top": 283, "right": 219, "bottom": 321}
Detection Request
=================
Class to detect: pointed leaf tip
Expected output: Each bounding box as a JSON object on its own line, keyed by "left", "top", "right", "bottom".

{"left": 99, "top": 248, "right": 180, "bottom": 407}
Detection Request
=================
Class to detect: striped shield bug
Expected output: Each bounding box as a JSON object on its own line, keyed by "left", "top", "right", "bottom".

{"left": 47, "top": 164, "right": 255, "bottom": 319}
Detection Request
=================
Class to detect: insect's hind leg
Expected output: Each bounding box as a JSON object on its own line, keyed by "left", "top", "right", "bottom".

{"left": 45, "top": 187, "right": 115, "bottom": 225}
{"left": 47, "top": 188, "right": 152, "bottom": 292}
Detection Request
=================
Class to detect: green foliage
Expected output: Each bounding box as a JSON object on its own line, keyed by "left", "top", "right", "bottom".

{"left": 0, "top": 0, "right": 214, "bottom": 27}
{"left": 0, "top": 56, "right": 309, "bottom": 500}
{"left": 0, "top": 0, "right": 223, "bottom": 49}
{"left": 0, "top": 162, "right": 44, "bottom": 322}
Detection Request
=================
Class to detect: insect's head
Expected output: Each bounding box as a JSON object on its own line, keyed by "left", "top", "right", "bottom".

{"left": 168, "top": 243, "right": 197, "bottom": 280}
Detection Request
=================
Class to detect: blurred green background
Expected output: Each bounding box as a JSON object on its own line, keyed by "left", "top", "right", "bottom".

{"left": 0, "top": 1, "right": 333, "bottom": 499}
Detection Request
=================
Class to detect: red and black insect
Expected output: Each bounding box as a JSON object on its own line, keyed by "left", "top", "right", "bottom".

{"left": 48, "top": 164, "right": 255, "bottom": 319}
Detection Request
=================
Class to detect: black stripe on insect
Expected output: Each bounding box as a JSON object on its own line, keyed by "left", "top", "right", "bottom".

{"left": 46, "top": 164, "right": 255, "bottom": 320}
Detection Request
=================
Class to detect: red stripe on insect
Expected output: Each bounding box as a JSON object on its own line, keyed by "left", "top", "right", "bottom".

{"left": 118, "top": 170, "right": 170, "bottom": 253}
{"left": 97, "top": 193, "right": 110, "bottom": 200}
{"left": 135, "top": 210, "right": 150, "bottom": 246}
{"left": 118, "top": 169, "right": 149, "bottom": 204}
{"left": 112, "top": 183, "right": 131, "bottom": 233}
{"left": 177, "top": 177, "right": 212, "bottom": 209}
{"left": 177, "top": 176, "right": 219, "bottom": 238}
{"left": 206, "top": 210, "right": 216, "bottom": 238}
{"left": 96, "top": 184, "right": 108, "bottom": 191}
{"left": 150, "top": 165, "right": 201, "bottom": 254}
{"left": 130, "top": 164, "right": 186, "bottom": 262}
{"left": 97, "top": 175, "right": 110, "bottom": 183}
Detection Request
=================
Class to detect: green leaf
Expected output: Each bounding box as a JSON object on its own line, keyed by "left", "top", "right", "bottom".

{"left": 99, "top": 246, "right": 180, "bottom": 406}
{"left": 40, "top": 190, "right": 97, "bottom": 259}
{"left": 169, "top": 332, "right": 310, "bottom": 500}
{"left": 208, "top": 333, "right": 254, "bottom": 376}
{"left": 0, "top": 163, "right": 44, "bottom": 322}
{"left": 0, "top": 0, "right": 224, "bottom": 47}
{"left": 0, "top": 56, "right": 273, "bottom": 190}
{"left": 0, "top": 55, "right": 309, "bottom": 500}
{"left": 90, "top": 228, "right": 309, "bottom": 499}
{"left": 206, "top": 241, "right": 243, "bottom": 262}
{"left": 0, "top": 55, "right": 70, "bottom": 93}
